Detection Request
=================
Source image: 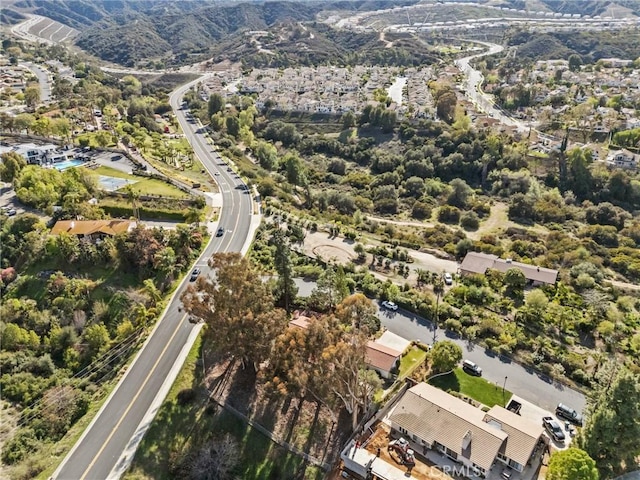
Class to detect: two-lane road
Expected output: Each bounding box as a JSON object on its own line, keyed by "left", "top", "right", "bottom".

{"left": 53, "top": 77, "right": 255, "bottom": 480}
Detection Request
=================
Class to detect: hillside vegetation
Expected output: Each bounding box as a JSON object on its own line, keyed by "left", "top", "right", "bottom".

{"left": 507, "top": 29, "right": 640, "bottom": 62}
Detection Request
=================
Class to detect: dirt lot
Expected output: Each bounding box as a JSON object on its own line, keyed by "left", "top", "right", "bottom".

{"left": 204, "top": 352, "right": 349, "bottom": 466}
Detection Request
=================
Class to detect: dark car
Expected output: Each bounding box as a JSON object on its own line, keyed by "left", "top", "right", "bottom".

{"left": 462, "top": 359, "right": 482, "bottom": 376}
{"left": 189, "top": 268, "right": 201, "bottom": 281}
{"left": 216, "top": 227, "right": 225, "bottom": 237}
{"left": 543, "top": 416, "right": 566, "bottom": 443}
{"left": 111, "top": 154, "right": 122, "bottom": 161}
{"left": 556, "top": 403, "right": 583, "bottom": 426}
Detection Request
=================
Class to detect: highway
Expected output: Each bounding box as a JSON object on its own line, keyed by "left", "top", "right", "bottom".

{"left": 52, "top": 77, "right": 255, "bottom": 480}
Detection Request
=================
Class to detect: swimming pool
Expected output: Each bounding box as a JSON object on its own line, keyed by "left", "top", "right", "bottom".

{"left": 53, "top": 159, "right": 85, "bottom": 171}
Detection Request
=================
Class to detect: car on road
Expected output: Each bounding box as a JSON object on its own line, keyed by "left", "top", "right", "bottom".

{"left": 111, "top": 154, "right": 122, "bottom": 161}
{"left": 556, "top": 403, "right": 583, "bottom": 426}
{"left": 381, "top": 300, "right": 398, "bottom": 311}
{"left": 542, "top": 416, "right": 566, "bottom": 443}
{"left": 462, "top": 359, "right": 482, "bottom": 376}
{"left": 216, "top": 227, "right": 225, "bottom": 237}
{"left": 189, "top": 268, "right": 201, "bottom": 282}
{"left": 443, "top": 272, "right": 453, "bottom": 285}
{"left": 227, "top": 166, "right": 232, "bottom": 172}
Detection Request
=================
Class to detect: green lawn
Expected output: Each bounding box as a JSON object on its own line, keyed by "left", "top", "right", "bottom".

{"left": 398, "top": 346, "right": 428, "bottom": 379}
{"left": 429, "top": 368, "right": 512, "bottom": 408}
{"left": 124, "top": 337, "right": 324, "bottom": 480}
{"left": 93, "top": 166, "right": 188, "bottom": 198}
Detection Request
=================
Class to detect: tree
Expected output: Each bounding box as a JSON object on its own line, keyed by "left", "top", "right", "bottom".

{"left": 568, "top": 54, "right": 583, "bottom": 72}
{"left": 309, "top": 265, "right": 350, "bottom": 312}
{"left": 225, "top": 116, "right": 240, "bottom": 137}
{"left": 342, "top": 111, "right": 357, "bottom": 129}
{"left": 321, "top": 332, "right": 382, "bottom": 431}
{"left": 504, "top": 268, "right": 526, "bottom": 299}
{"left": 185, "top": 207, "right": 204, "bottom": 227}
{"left": 24, "top": 86, "right": 40, "bottom": 108}
{"left": 577, "top": 368, "right": 640, "bottom": 477}
{"left": 124, "top": 185, "right": 140, "bottom": 220}
{"left": 0, "top": 152, "right": 27, "bottom": 182}
{"left": 547, "top": 448, "right": 598, "bottom": 480}
{"left": 447, "top": 178, "right": 473, "bottom": 208}
{"left": 271, "top": 229, "right": 297, "bottom": 312}
{"left": 181, "top": 253, "right": 287, "bottom": 369}
{"left": 207, "top": 93, "right": 225, "bottom": 117}
{"left": 284, "top": 152, "right": 306, "bottom": 187}
{"left": 82, "top": 323, "right": 110, "bottom": 361}
{"left": 335, "top": 293, "right": 378, "bottom": 333}
{"left": 430, "top": 340, "right": 462, "bottom": 374}
{"left": 435, "top": 86, "right": 457, "bottom": 124}
{"left": 253, "top": 140, "right": 278, "bottom": 171}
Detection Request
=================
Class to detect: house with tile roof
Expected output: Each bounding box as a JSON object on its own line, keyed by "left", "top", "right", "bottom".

{"left": 459, "top": 252, "right": 558, "bottom": 286}
{"left": 50, "top": 220, "right": 136, "bottom": 242}
{"left": 366, "top": 341, "right": 402, "bottom": 379}
{"left": 388, "top": 383, "right": 544, "bottom": 478}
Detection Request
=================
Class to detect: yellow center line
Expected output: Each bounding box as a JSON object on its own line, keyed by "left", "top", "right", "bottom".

{"left": 79, "top": 314, "right": 188, "bottom": 480}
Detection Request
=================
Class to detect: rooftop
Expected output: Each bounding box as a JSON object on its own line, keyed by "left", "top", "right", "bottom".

{"left": 460, "top": 252, "right": 558, "bottom": 285}
{"left": 50, "top": 220, "right": 136, "bottom": 236}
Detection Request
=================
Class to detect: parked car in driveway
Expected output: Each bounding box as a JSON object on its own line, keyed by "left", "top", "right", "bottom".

{"left": 543, "top": 416, "right": 566, "bottom": 443}
{"left": 381, "top": 300, "right": 398, "bottom": 311}
{"left": 556, "top": 403, "right": 583, "bottom": 426}
{"left": 443, "top": 272, "right": 453, "bottom": 285}
{"left": 462, "top": 359, "right": 482, "bottom": 376}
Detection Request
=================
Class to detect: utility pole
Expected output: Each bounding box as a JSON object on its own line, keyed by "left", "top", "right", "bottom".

{"left": 503, "top": 376, "right": 508, "bottom": 405}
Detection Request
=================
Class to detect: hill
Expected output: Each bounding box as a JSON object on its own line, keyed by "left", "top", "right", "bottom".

{"left": 4, "top": 0, "right": 420, "bottom": 67}
{"left": 507, "top": 29, "right": 640, "bottom": 62}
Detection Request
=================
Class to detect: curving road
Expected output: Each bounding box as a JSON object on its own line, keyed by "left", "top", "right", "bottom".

{"left": 52, "top": 77, "right": 256, "bottom": 480}
{"left": 454, "top": 41, "right": 525, "bottom": 131}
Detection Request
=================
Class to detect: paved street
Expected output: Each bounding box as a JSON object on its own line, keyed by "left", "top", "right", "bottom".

{"left": 292, "top": 278, "right": 586, "bottom": 415}
{"left": 53, "top": 77, "right": 257, "bottom": 480}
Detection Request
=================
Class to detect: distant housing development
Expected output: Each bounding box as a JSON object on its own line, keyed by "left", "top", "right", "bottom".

{"left": 606, "top": 149, "right": 638, "bottom": 170}
{"left": 460, "top": 252, "right": 559, "bottom": 286}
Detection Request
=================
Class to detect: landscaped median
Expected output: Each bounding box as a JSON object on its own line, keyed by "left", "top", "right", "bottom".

{"left": 429, "top": 368, "right": 512, "bottom": 408}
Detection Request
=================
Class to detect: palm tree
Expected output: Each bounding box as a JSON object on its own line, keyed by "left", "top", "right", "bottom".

{"left": 142, "top": 279, "right": 162, "bottom": 308}
{"left": 185, "top": 207, "right": 204, "bottom": 227}
{"left": 125, "top": 185, "right": 140, "bottom": 221}
{"left": 415, "top": 268, "right": 430, "bottom": 288}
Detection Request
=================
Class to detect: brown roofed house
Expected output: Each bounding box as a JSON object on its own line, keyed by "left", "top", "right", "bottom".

{"left": 365, "top": 341, "right": 402, "bottom": 379}
{"left": 460, "top": 252, "right": 558, "bottom": 286}
{"left": 50, "top": 220, "right": 136, "bottom": 242}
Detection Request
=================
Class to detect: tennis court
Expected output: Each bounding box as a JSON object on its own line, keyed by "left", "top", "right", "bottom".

{"left": 98, "top": 175, "right": 138, "bottom": 192}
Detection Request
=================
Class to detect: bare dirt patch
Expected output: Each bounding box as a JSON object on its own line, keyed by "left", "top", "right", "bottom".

{"left": 204, "top": 351, "right": 349, "bottom": 466}
{"left": 312, "top": 244, "right": 356, "bottom": 263}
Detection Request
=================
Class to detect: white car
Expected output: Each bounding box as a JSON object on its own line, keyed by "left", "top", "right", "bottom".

{"left": 381, "top": 300, "right": 398, "bottom": 311}
{"left": 443, "top": 272, "right": 453, "bottom": 285}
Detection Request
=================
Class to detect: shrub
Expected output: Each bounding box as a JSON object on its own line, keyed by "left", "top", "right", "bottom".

{"left": 1, "top": 428, "right": 39, "bottom": 464}
{"left": 460, "top": 211, "right": 480, "bottom": 231}
{"left": 177, "top": 388, "right": 197, "bottom": 406}
{"left": 438, "top": 205, "right": 461, "bottom": 224}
